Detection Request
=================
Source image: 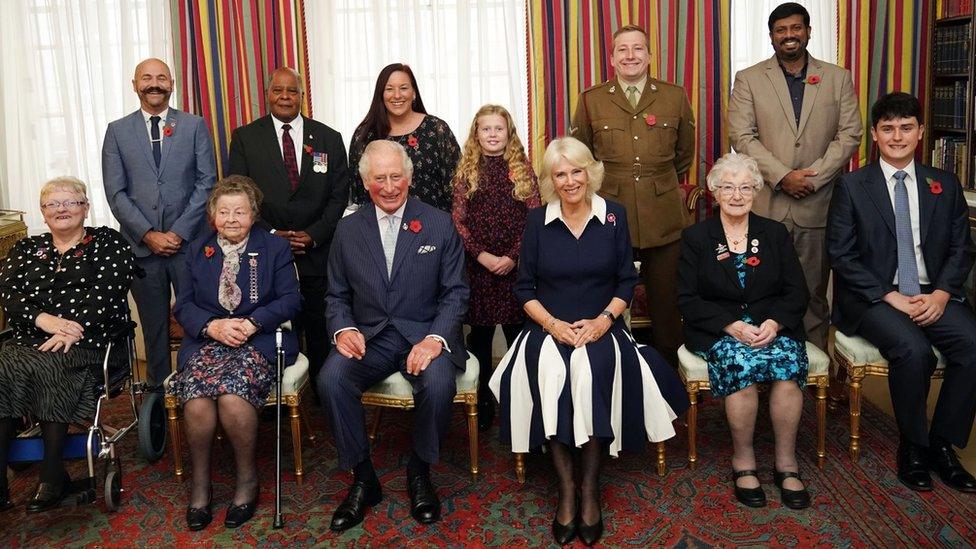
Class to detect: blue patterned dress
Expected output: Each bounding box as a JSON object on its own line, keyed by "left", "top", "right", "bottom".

{"left": 696, "top": 253, "right": 808, "bottom": 397}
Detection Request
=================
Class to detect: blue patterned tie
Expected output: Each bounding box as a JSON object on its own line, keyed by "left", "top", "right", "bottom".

{"left": 893, "top": 170, "right": 921, "bottom": 296}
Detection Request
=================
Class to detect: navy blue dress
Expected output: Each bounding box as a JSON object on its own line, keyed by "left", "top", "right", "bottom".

{"left": 696, "top": 253, "right": 808, "bottom": 397}
{"left": 489, "top": 197, "right": 689, "bottom": 456}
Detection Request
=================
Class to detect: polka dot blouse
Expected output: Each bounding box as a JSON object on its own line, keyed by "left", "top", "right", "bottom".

{"left": 0, "top": 226, "right": 134, "bottom": 349}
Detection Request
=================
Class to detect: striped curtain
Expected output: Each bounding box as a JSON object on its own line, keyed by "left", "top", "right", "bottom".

{"left": 527, "top": 0, "right": 731, "bottom": 187}
{"left": 169, "top": 0, "right": 312, "bottom": 177}
{"left": 838, "top": 0, "right": 930, "bottom": 167}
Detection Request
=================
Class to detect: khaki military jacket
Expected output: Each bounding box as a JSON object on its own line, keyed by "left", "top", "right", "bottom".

{"left": 571, "top": 76, "right": 695, "bottom": 249}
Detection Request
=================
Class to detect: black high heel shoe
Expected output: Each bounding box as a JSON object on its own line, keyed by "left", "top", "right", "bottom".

{"left": 225, "top": 486, "right": 260, "bottom": 528}
{"left": 551, "top": 514, "right": 578, "bottom": 545}
{"left": 186, "top": 490, "right": 213, "bottom": 531}
{"left": 732, "top": 469, "right": 766, "bottom": 508}
{"left": 578, "top": 515, "right": 604, "bottom": 546}
{"left": 773, "top": 470, "right": 810, "bottom": 510}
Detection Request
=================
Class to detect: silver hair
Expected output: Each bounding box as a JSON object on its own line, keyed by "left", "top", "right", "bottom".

{"left": 358, "top": 140, "right": 414, "bottom": 182}
{"left": 39, "top": 176, "right": 88, "bottom": 202}
{"left": 705, "top": 152, "right": 764, "bottom": 193}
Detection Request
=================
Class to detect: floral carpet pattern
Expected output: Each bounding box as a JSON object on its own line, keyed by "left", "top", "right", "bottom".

{"left": 3, "top": 391, "right": 976, "bottom": 547}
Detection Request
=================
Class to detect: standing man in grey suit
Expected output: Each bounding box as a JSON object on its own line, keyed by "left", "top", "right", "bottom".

{"left": 318, "top": 140, "right": 468, "bottom": 532}
{"left": 102, "top": 58, "right": 216, "bottom": 386}
{"left": 728, "top": 3, "right": 862, "bottom": 350}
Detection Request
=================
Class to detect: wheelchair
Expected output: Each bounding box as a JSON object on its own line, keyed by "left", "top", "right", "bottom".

{"left": 3, "top": 317, "right": 167, "bottom": 511}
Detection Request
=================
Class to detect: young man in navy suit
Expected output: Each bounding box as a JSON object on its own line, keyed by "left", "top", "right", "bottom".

{"left": 318, "top": 140, "right": 468, "bottom": 531}
{"left": 828, "top": 92, "right": 976, "bottom": 493}
{"left": 102, "top": 58, "right": 216, "bottom": 387}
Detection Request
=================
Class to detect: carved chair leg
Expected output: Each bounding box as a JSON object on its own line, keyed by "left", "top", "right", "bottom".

{"left": 299, "top": 392, "right": 316, "bottom": 443}
{"left": 816, "top": 382, "right": 827, "bottom": 469}
{"left": 466, "top": 399, "right": 479, "bottom": 476}
{"left": 165, "top": 397, "right": 183, "bottom": 478}
{"left": 289, "top": 402, "right": 304, "bottom": 483}
{"left": 686, "top": 385, "right": 699, "bottom": 469}
{"left": 848, "top": 368, "right": 864, "bottom": 462}
{"left": 515, "top": 453, "right": 526, "bottom": 484}
{"left": 656, "top": 441, "right": 666, "bottom": 477}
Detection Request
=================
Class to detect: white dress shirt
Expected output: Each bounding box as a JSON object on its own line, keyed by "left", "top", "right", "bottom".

{"left": 271, "top": 114, "right": 304, "bottom": 175}
{"left": 142, "top": 108, "right": 170, "bottom": 142}
{"left": 880, "top": 158, "right": 930, "bottom": 285}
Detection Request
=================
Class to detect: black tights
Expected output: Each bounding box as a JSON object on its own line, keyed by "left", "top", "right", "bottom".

{"left": 468, "top": 323, "right": 521, "bottom": 398}
{"left": 182, "top": 395, "right": 259, "bottom": 508}
{"left": 549, "top": 437, "right": 603, "bottom": 526}
{"left": 0, "top": 417, "right": 69, "bottom": 490}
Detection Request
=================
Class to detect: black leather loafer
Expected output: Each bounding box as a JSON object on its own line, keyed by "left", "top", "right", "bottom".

{"left": 26, "top": 480, "right": 68, "bottom": 513}
{"left": 578, "top": 516, "right": 604, "bottom": 546}
{"left": 224, "top": 488, "right": 259, "bottom": 529}
{"left": 773, "top": 470, "right": 811, "bottom": 509}
{"left": 732, "top": 470, "right": 766, "bottom": 508}
{"left": 898, "top": 442, "right": 933, "bottom": 491}
{"left": 329, "top": 479, "right": 382, "bottom": 532}
{"left": 407, "top": 473, "right": 441, "bottom": 525}
{"left": 186, "top": 503, "right": 213, "bottom": 531}
{"left": 929, "top": 443, "right": 976, "bottom": 493}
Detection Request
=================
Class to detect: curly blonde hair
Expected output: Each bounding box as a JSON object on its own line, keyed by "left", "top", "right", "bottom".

{"left": 454, "top": 105, "right": 536, "bottom": 201}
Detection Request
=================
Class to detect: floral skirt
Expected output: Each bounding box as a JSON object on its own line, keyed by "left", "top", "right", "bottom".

{"left": 168, "top": 342, "right": 273, "bottom": 407}
{"left": 697, "top": 335, "right": 809, "bottom": 397}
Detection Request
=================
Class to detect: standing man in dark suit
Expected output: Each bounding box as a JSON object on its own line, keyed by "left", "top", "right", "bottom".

{"left": 828, "top": 92, "right": 976, "bottom": 493}
{"left": 227, "top": 67, "right": 349, "bottom": 380}
{"left": 570, "top": 24, "right": 696, "bottom": 368}
{"left": 728, "top": 2, "right": 862, "bottom": 351}
{"left": 318, "top": 140, "right": 468, "bottom": 532}
{"left": 102, "top": 58, "right": 216, "bottom": 387}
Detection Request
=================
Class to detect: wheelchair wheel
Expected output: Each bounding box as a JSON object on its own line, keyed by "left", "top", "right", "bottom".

{"left": 138, "top": 391, "right": 167, "bottom": 463}
{"left": 104, "top": 464, "right": 122, "bottom": 512}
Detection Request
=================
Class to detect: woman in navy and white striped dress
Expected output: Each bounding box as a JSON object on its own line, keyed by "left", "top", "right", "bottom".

{"left": 489, "top": 137, "right": 689, "bottom": 546}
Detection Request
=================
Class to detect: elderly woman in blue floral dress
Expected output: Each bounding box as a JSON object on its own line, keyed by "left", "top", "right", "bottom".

{"left": 677, "top": 153, "right": 811, "bottom": 510}
{"left": 169, "top": 175, "right": 301, "bottom": 530}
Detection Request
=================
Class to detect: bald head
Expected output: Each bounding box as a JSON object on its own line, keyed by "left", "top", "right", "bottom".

{"left": 132, "top": 58, "right": 173, "bottom": 115}
{"left": 266, "top": 67, "right": 304, "bottom": 122}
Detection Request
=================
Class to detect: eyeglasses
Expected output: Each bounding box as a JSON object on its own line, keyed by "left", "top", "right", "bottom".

{"left": 41, "top": 200, "right": 88, "bottom": 211}
{"left": 716, "top": 185, "right": 755, "bottom": 197}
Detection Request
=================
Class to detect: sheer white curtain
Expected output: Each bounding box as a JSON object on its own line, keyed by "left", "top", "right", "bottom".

{"left": 0, "top": 0, "right": 172, "bottom": 234}
{"left": 306, "top": 0, "right": 529, "bottom": 158}
{"left": 730, "top": 0, "right": 838, "bottom": 77}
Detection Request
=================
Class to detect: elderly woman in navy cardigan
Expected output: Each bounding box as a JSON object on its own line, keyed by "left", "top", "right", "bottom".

{"left": 169, "top": 175, "right": 302, "bottom": 531}
{"left": 677, "top": 153, "right": 810, "bottom": 510}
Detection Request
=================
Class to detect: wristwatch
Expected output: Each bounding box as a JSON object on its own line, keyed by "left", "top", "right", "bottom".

{"left": 600, "top": 310, "right": 616, "bottom": 322}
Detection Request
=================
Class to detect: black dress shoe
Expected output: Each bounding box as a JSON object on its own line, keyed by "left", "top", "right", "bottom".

{"left": 578, "top": 516, "right": 604, "bottom": 546}
{"left": 551, "top": 515, "right": 578, "bottom": 546}
{"left": 928, "top": 442, "right": 976, "bottom": 493}
{"left": 773, "top": 470, "right": 811, "bottom": 509}
{"left": 224, "top": 487, "right": 259, "bottom": 529}
{"left": 330, "top": 479, "right": 382, "bottom": 532}
{"left": 732, "top": 470, "right": 766, "bottom": 508}
{"left": 407, "top": 473, "right": 441, "bottom": 524}
{"left": 186, "top": 503, "right": 213, "bottom": 531}
{"left": 897, "top": 442, "right": 933, "bottom": 491}
{"left": 26, "top": 480, "right": 69, "bottom": 513}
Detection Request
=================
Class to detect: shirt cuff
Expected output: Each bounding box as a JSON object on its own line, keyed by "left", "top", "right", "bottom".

{"left": 425, "top": 334, "right": 451, "bottom": 353}
{"left": 333, "top": 326, "right": 359, "bottom": 344}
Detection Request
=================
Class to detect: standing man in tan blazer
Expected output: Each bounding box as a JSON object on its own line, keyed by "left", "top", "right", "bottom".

{"left": 571, "top": 24, "right": 696, "bottom": 368}
{"left": 727, "top": 2, "right": 862, "bottom": 350}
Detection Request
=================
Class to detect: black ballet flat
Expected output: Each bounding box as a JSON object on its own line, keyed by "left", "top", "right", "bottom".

{"left": 732, "top": 469, "right": 766, "bottom": 508}
{"left": 578, "top": 516, "right": 604, "bottom": 546}
{"left": 773, "top": 470, "right": 810, "bottom": 510}
{"left": 186, "top": 502, "right": 213, "bottom": 531}
{"left": 225, "top": 487, "right": 259, "bottom": 528}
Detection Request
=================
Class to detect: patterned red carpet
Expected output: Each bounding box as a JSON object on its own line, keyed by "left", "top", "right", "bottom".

{"left": 3, "top": 391, "right": 976, "bottom": 547}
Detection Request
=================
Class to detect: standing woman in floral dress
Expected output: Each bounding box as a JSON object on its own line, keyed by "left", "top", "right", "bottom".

{"left": 349, "top": 63, "right": 460, "bottom": 212}
{"left": 452, "top": 105, "right": 540, "bottom": 430}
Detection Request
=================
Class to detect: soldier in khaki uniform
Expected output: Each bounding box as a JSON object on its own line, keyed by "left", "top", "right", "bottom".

{"left": 571, "top": 24, "right": 695, "bottom": 367}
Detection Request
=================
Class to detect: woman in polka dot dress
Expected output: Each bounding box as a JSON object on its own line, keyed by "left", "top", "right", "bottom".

{"left": 0, "top": 176, "right": 134, "bottom": 513}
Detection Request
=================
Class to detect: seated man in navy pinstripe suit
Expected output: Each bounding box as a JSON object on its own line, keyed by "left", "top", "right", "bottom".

{"left": 318, "top": 140, "right": 469, "bottom": 531}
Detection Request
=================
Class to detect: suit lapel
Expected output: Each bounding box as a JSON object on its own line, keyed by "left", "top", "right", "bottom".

{"left": 796, "top": 57, "right": 822, "bottom": 137}
{"left": 607, "top": 77, "right": 638, "bottom": 114}
{"left": 743, "top": 215, "right": 766, "bottom": 295}
{"left": 359, "top": 205, "right": 390, "bottom": 285}
{"left": 258, "top": 116, "right": 292, "bottom": 189}
{"left": 634, "top": 77, "right": 659, "bottom": 114}
{"left": 390, "top": 200, "right": 422, "bottom": 282}
{"left": 863, "top": 163, "right": 896, "bottom": 237}
{"left": 298, "top": 117, "right": 314, "bottom": 188}
{"left": 130, "top": 111, "right": 159, "bottom": 176}
{"left": 707, "top": 217, "right": 741, "bottom": 292}
{"left": 915, "top": 165, "right": 939, "bottom": 244}
{"left": 763, "top": 57, "right": 799, "bottom": 136}
{"left": 158, "top": 110, "right": 178, "bottom": 177}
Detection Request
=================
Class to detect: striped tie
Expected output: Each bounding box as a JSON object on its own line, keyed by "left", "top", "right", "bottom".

{"left": 382, "top": 215, "right": 398, "bottom": 276}
{"left": 893, "top": 170, "right": 921, "bottom": 296}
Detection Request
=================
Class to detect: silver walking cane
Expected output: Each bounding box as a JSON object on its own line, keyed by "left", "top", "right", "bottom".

{"left": 273, "top": 327, "right": 284, "bottom": 529}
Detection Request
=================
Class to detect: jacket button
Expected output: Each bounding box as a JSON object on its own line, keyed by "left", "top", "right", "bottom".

{"left": 633, "top": 136, "right": 638, "bottom": 140}
{"left": 152, "top": 205, "right": 157, "bottom": 210}
{"left": 794, "top": 142, "right": 800, "bottom": 148}
{"left": 741, "top": 304, "right": 747, "bottom": 310}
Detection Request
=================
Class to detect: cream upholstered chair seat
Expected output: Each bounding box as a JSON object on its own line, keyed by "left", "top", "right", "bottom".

{"left": 677, "top": 341, "right": 831, "bottom": 469}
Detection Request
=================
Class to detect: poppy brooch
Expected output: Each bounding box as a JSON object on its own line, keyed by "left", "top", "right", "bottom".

{"left": 204, "top": 246, "right": 215, "bottom": 258}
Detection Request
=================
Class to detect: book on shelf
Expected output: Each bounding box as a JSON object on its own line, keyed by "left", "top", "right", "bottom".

{"left": 931, "top": 136, "right": 969, "bottom": 188}
{"left": 931, "top": 81, "right": 969, "bottom": 129}
{"left": 937, "top": 0, "right": 974, "bottom": 19}
{"left": 933, "top": 23, "right": 971, "bottom": 74}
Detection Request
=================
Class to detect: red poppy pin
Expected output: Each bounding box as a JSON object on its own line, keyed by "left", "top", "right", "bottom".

{"left": 81, "top": 234, "right": 93, "bottom": 245}
{"left": 163, "top": 124, "right": 174, "bottom": 137}
{"left": 745, "top": 256, "right": 761, "bottom": 267}
{"left": 926, "top": 178, "right": 943, "bottom": 195}
{"left": 304, "top": 144, "right": 313, "bottom": 154}
{"left": 806, "top": 75, "right": 820, "bottom": 85}
{"left": 606, "top": 212, "right": 617, "bottom": 226}
{"left": 407, "top": 135, "right": 419, "bottom": 148}
{"left": 73, "top": 250, "right": 84, "bottom": 257}
{"left": 644, "top": 114, "right": 656, "bottom": 126}
{"left": 408, "top": 219, "right": 422, "bottom": 233}
{"left": 204, "top": 246, "right": 215, "bottom": 258}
